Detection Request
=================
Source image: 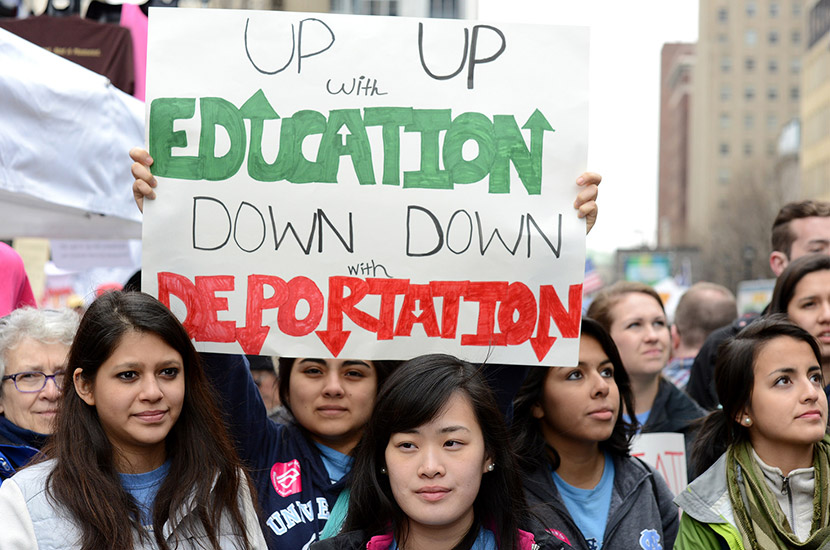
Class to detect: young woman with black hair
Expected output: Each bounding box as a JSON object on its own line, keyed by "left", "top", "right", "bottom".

{"left": 312, "top": 354, "right": 546, "bottom": 550}
{"left": 511, "top": 318, "right": 678, "bottom": 550}
{"left": 675, "top": 316, "right": 830, "bottom": 549}
{"left": 0, "top": 291, "right": 265, "bottom": 550}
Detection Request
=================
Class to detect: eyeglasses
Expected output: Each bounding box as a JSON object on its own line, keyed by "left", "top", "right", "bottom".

{"left": 1, "top": 371, "right": 65, "bottom": 393}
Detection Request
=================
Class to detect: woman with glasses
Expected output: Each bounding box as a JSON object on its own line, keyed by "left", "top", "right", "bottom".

{"left": 0, "top": 307, "right": 78, "bottom": 484}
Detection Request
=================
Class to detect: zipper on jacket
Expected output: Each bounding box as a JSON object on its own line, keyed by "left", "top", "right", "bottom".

{"left": 781, "top": 475, "right": 795, "bottom": 531}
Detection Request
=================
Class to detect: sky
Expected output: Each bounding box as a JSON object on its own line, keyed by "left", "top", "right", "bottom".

{"left": 475, "top": 0, "right": 700, "bottom": 254}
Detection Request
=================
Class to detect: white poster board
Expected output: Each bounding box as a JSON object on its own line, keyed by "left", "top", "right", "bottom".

{"left": 142, "top": 9, "right": 589, "bottom": 365}
{"left": 630, "top": 432, "right": 688, "bottom": 496}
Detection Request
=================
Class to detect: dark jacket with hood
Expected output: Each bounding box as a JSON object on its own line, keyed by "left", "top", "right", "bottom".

{"left": 523, "top": 455, "right": 678, "bottom": 550}
{"left": 202, "top": 353, "right": 344, "bottom": 550}
{"left": 0, "top": 416, "right": 44, "bottom": 484}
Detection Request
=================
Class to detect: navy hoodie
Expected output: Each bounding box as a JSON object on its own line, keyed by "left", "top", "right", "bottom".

{"left": 202, "top": 353, "right": 344, "bottom": 550}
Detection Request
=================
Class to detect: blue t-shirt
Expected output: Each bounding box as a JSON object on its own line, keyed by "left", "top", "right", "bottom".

{"left": 622, "top": 410, "right": 651, "bottom": 432}
{"left": 119, "top": 461, "right": 171, "bottom": 526}
{"left": 314, "top": 442, "right": 353, "bottom": 484}
{"left": 389, "top": 527, "right": 496, "bottom": 550}
{"left": 552, "top": 454, "right": 615, "bottom": 550}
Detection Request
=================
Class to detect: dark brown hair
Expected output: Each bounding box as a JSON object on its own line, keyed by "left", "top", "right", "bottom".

{"left": 344, "top": 354, "right": 526, "bottom": 550}
{"left": 770, "top": 254, "right": 830, "bottom": 316}
{"left": 511, "top": 318, "right": 637, "bottom": 471}
{"left": 771, "top": 200, "right": 830, "bottom": 257}
{"left": 691, "top": 315, "right": 823, "bottom": 477}
{"left": 44, "top": 291, "right": 257, "bottom": 550}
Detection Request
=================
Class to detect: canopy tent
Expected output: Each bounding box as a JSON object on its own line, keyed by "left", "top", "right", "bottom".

{"left": 0, "top": 27, "right": 144, "bottom": 240}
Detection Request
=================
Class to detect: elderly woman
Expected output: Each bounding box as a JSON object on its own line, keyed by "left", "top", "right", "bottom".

{"left": 0, "top": 308, "right": 78, "bottom": 483}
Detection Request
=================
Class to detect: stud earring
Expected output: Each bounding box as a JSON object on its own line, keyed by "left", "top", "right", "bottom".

{"left": 380, "top": 467, "right": 387, "bottom": 475}
{"left": 743, "top": 417, "right": 752, "bottom": 426}
{"left": 487, "top": 463, "right": 495, "bottom": 472}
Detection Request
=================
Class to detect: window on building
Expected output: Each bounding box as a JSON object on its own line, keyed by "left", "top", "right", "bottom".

{"left": 721, "top": 55, "right": 732, "bottom": 72}
{"left": 793, "top": 2, "right": 801, "bottom": 16}
{"left": 744, "top": 114, "right": 754, "bottom": 129}
{"left": 746, "top": 1, "right": 757, "bottom": 17}
{"left": 768, "top": 86, "right": 778, "bottom": 100}
{"left": 430, "top": 0, "right": 458, "bottom": 18}
{"left": 718, "top": 7, "right": 728, "bottom": 22}
{"left": 769, "top": 30, "right": 779, "bottom": 44}
{"left": 791, "top": 58, "right": 801, "bottom": 74}
{"left": 767, "top": 114, "right": 778, "bottom": 131}
{"left": 720, "top": 113, "right": 731, "bottom": 129}
{"left": 745, "top": 57, "right": 755, "bottom": 71}
{"left": 718, "top": 168, "right": 731, "bottom": 184}
{"left": 792, "top": 30, "right": 801, "bottom": 44}
{"left": 746, "top": 29, "right": 758, "bottom": 45}
{"left": 767, "top": 141, "right": 777, "bottom": 155}
{"left": 768, "top": 58, "right": 778, "bottom": 72}
{"left": 718, "top": 32, "right": 729, "bottom": 43}
{"left": 770, "top": 2, "right": 779, "bottom": 16}
{"left": 745, "top": 85, "right": 755, "bottom": 100}
{"left": 721, "top": 84, "right": 732, "bottom": 101}
{"left": 791, "top": 86, "right": 800, "bottom": 100}
{"left": 720, "top": 143, "right": 730, "bottom": 156}
{"left": 744, "top": 142, "right": 753, "bottom": 156}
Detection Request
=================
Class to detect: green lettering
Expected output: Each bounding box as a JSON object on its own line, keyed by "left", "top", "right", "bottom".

{"left": 148, "top": 98, "right": 202, "bottom": 180}
{"left": 199, "top": 98, "right": 246, "bottom": 181}
{"left": 241, "top": 90, "right": 294, "bottom": 182}
{"left": 288, "top": 110, "right": 327, "bottom": 183}
{"left": 442, "top": 112, "right": 494, "bottom": 185}
{"left": 403, "top": 109, "right": 452, "bottom": 190}
{"left": 492, "top": 109, "right": 553, "bottom": 195}
{"left": 364, "top": 107, "right": 413, "bottom": 186}
{"left": 317, "top": 109, "right": 375, "bottom": 185}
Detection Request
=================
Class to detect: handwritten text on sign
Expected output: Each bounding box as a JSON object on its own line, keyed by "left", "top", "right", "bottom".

{"left": 142, "top": 9, "right": 589, "bottom": 364}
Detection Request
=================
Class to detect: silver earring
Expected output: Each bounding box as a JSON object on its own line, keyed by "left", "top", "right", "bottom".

{"left": 380, "top": 467, "right": 387, "bottom": 474}
{"left": 487, "top": 463, "right": 495, "bottom": 472}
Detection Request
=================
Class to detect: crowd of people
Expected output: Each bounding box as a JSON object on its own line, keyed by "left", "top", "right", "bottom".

{"left": 0, "top": 155, "right": 829, "bottom": 550}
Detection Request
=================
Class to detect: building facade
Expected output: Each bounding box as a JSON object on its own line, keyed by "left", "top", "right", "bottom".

{"left": 801, "top": 0, "right": 830, "bottom": 200}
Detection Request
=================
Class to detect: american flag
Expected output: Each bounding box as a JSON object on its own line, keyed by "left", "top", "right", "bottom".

{"left": 583, "top": 257, "right": 604, "bottom": 295}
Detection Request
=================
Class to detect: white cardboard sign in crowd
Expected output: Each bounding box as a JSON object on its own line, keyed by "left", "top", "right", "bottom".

{"left": 142, "top": 8, "right": 589, "bottom": 365}
{"left": 631, "top": 432, "right": 688, "bottom": 496}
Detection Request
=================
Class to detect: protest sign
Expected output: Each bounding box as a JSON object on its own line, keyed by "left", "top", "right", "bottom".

{"left": 142, "top": 8, "right": 589, "bottom": 365}
{"left": 630, "top": 432, "right": 688, "bottom": 496}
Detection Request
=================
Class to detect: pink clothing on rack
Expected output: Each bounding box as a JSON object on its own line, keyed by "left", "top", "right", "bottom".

{"left": 121, "top": 3, "right": 147, "bottom": 101}
{"left": 0, "top": 243, "right": 37, "bottom": 316}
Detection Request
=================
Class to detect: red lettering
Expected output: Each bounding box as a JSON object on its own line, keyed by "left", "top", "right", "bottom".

{"left": 460, "top": 282, "right": 508, "bottom": 346}
{"left": 395, "top": 284, "right": 440, "bottom": 337}
{"left": 279, "top": 277, "right": 324, "bottom": 336}
{"left": 195, "top": 275, "right": 236, "bottom": 342}
{"left": 367, "top": 279, "right": 410, "bottom": 340}
{"left": 429, "top": 281, "right": 468, "bottom": 338}
{"left": 236, "top": 275, "right": 288, "bottom": 354}
{"left": 497, "top": 282, "right": 537, "bottom": 345}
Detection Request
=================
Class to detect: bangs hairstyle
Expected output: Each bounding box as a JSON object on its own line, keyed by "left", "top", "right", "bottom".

{"left": 690, "top": 315, "right": 824, "bottom": 477}
{"left": 769, "top": 254, "right": 830, "bottom": 315}
{"left": 0, "top": 307, "right": 78, "bottom": 381}
{"left": 45, "top": 291, "right": 256, "bottom": 550}
{"left": 343, "top": 354, "right": 526, "bottom": 550}
{"left": 586, "top": 281, "right": 665, "bottom": 333}
{"left": 511, "top": 318, "right": 637, "bottom": 472}
{"left": 277, "top": 357, "right": 399, "bottom": 421}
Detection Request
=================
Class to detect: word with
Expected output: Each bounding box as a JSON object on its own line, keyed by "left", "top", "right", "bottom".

{"left": 326, "top": 76, "right": 387, "bottom": 96}
{"left": 149, "top": 93, "right": 554, "bottom": 194}
{"left": 346, "top": 260, "right": 393, "bottom": 278}
{"left": 191, "top": 198, "right": 353, "bottom": 254}
{"left": 244, "top": 17, "right": 334, "bottom": 75}
{"left": 157, "top": 272, "right": 582, "bottom": 360}
{"left": 407, "top": 206, "right": 561, "bottom": 258}
{"left": 418, "top": 23, "right": 506, "bottom": 89}
{"left": 266, "top": 498, "right": 330, "bottom": 536}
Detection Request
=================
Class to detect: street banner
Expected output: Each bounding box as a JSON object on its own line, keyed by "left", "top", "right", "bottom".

{"left": 142, "top": 8, "right": 589, "bottom": 365}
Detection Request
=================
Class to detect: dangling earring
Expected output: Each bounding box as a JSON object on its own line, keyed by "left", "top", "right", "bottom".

{"left": 487, "top": 463, "right": 495, "bottom": 472}
{"left": 743, "top": 417, "right": 753, "bottom": 426}
{"left": 380, "top": 466, "right": 387, "bottom": 475}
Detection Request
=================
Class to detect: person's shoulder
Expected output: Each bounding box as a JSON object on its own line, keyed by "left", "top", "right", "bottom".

{"left": 660, "top": 379, "right": 706, "bottom": 417}
{"left": 311, "top": 530, "right": 372, "bottom": 550}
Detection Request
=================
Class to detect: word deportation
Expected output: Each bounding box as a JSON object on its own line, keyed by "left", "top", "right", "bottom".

{"left": 158, "top": 272, "right": 582, "bottom": 361}
{"left": 149, "top": 91, "right": 555, "bottom": 194}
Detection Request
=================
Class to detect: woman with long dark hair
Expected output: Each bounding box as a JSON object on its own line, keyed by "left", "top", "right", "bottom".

{"left": 511, "top": 318, "right": 678, "bottom": 550}
{"left": 312, "top": 354, "right": 542, "bottom": 550}
{"left": 676, "top": 316, "right": 830, "bottom": 549}
{"left": 0, "top": 291, "right": 265, "bottom": 549}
